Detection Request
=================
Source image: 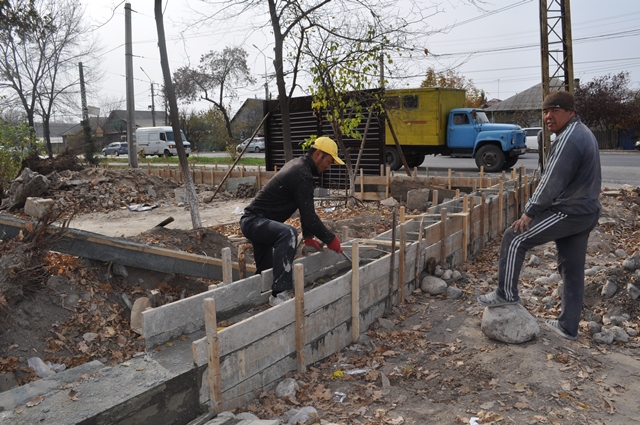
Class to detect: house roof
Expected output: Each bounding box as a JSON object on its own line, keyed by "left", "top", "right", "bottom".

{"left": 33, "top": 122, "right": 77, "bottom": 138}
{"left": 485, "top": 78, "right": 565, "bottom": 112}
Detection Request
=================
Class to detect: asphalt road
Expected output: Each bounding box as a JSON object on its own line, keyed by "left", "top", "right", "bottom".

{"left": 419, "top": 151, "right": 640, "bottom": 189}
{"left": 200, "top": 150, "right": 639, "bottom": 189}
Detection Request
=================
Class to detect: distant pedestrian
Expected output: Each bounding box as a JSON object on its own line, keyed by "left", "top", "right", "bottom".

{"left": 240, "top": 137, "right": 345, "bottom": 306}
{"left": 477, "top": 90, "right": 601, "bottom": 341}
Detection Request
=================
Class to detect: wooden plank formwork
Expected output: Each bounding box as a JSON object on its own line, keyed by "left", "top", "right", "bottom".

{"left": 67, "top": 167, "right": 536, "bottom": 411}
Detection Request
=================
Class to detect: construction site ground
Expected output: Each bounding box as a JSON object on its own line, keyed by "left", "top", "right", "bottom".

{"left": 1, "top": 157, "right": 640, "bottom": 424}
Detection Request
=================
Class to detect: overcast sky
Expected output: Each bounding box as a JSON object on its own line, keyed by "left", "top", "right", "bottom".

{"left": 84, "top": 0, "right": 640, "bottom": 120}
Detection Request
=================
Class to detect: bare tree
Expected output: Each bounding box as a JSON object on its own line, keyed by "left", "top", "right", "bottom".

{"left": 0, "top": 0, "right": 98, "bottom": 157}
{"left": 155, "top": 0, "right": 201, "bottom": 229}
{"left": 197, "top": 0, "right": 440, "bottom": 162}
{"left": 173, "top": 46, "right": 255, "bottom": 141}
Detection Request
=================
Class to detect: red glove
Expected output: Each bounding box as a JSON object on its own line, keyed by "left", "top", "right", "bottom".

{"left": 303, "top": 238, "right": 323, "bottom": 251}
{"left": 327, "top": 236, "right": 343, "bottom": 253}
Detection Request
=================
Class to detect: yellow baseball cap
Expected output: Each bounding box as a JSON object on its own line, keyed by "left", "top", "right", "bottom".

{"left": 312, "top": 136, "right": 344, "bottom": 165}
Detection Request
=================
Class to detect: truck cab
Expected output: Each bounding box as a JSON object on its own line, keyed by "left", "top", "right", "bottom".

{"left": 447, "top": 108, "right": 527, "bottom": 172}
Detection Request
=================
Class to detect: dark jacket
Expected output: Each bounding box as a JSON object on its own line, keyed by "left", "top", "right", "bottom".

{"left": 242, "top": 155, "right": 335, "bottom": 243}
{"left": 525, "top": 116, "right": 602, "bottom": 217}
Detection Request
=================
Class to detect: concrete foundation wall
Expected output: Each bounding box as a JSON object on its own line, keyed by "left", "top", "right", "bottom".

{"left": 0, "top": 171, "right": 539, "bottom": 424}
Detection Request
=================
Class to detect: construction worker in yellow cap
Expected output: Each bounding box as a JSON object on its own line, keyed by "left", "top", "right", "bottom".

{"left": 240, "top": 136, "right": 345, "bottom": 306}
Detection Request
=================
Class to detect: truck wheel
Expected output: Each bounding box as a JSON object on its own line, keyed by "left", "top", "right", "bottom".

{"left": 475, "top": 145, "right": 505, "bottom": 172}
{"left": 384, "top": 147, "right": 402, "bottom": 171}
{"left": 503, "top": 156, "right": 518, "bottom": 169}
{"left": 163, "top": 150, "right": 172, "bottom": 157}
{"left": 406, "top": 154, "right": 425, "bottom": 168}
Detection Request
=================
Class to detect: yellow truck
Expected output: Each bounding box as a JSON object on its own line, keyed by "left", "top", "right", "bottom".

{"left": 384, "top": 87, "right": 526, "bottom": 172}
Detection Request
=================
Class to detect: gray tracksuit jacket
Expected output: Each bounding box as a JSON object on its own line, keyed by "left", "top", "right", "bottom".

{"left": 524, "top": 116, "right": 602, "bottom": 218}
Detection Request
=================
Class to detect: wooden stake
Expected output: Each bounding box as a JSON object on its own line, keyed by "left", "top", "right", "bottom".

{"left": 359, "top": 168, "right": 364, "bottom": 200}
{"left": 469, "top": 195, "right": 475, "bottom": 256}
{"left": 385, "top": 166, "right": 391, "bottom": 199}
{"left": 203, "top": 297, "right": 222, "bottom": 413}
{"left": 351, "top": 241, "right": 360, "bottom": 343}
{"left": 399, "top": 206, "right": 405, "bottom": 223}
{"left": 447, "top": 169, "right": 452, "bottom": 190}
{"left": 462, "top": 195, "right": 469, "bottom": 262}
{"left": 221, "top": 247, "right": 232, "bottom": 284}
{"left": 386, "top": 209, "right": 397, "bottom": 312}
{"left": 342, "top": 226, "right": 349, "bottom": 242}
{"left": 238, "top": 244, "right": 247, "bottom": 279}
{"left": 440, "top": 208, "right": 447, "bottom": 266}
{"left": 481, "top": 193, "right": 487, "bottom": 246}
{"left": 257, "top": 165, "right": 262, "bottom": 189}
{"left": 398, "top": 223, "right": 406, "bottom": 304}
{"left": 414, "top": 217, "right": 424, "bottom": 288}
{"left": 294, "top": 263, "right": 306, "bottom": 373}
{"left": 498, "top": 181, "right": 504, "bottom": 232}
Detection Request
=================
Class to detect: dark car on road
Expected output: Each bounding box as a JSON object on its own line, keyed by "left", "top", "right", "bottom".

{"left": 102, "top": 142, "right": 128, "bottom": 156}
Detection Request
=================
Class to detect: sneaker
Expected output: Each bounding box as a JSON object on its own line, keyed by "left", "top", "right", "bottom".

{"left": 545, "top": 319, "right": 577, "bottom": 341}
{"left": 269, "top": 290, "right": 293, "bottom": 307}
{"left": 477, "top": 290, "right": 520, "bottom": 307}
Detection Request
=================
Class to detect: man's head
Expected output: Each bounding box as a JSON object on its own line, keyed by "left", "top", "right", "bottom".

{"left": 309, "top": 136, "right": 344, "bottom": 172}
{"left": 542, "top": 90, "right": 576, "bottom": 133}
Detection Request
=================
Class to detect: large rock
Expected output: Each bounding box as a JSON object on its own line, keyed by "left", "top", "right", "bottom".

{"left": 480, "top": 304, "right": 540, "bottom": 343}
{"left": 421, "top": 275, "right": 447, "bottom": 295}
{"left": 1, "top": 168, "right": 50, "bottom": 211}
{"left": 406, "top": 188, "right": 430, "bottom": 212}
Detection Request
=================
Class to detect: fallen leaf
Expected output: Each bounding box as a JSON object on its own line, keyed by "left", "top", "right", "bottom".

{"left": 26, "top": 396, "right": 45, "bottom": 407}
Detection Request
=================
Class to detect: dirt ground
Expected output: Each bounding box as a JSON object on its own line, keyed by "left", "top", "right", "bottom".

{"left": 2, "top": 162, "right": 640, "bottom": 424}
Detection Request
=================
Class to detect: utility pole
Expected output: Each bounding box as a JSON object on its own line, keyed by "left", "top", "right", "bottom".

{"left": 539, "top": 0, "right": 573, "bottom": 166}
{"left": 141, "top": 67, "right": 156, "bottom": 126}
{"left": 125, "top": 2, "right": 138, "bottom": 168}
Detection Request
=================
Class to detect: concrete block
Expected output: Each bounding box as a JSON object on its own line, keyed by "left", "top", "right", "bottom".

{"left": 224, "top": 177, "right": 257, "bottom": 193}
{"left": 406, "top": 188, "right": 430, "bottom": 211}
{"left": 24, "top": 197, "right": 54, "bottom": 219}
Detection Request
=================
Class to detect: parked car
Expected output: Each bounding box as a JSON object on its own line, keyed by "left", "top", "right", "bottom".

{"left": 236, "top": 137, "right": 265, "bottom": 154}
{"left": 102, "top": 142, "right": 128, "bottom": 156}
{"left": 523, "top": 127, "right": 542, "bottom": 152}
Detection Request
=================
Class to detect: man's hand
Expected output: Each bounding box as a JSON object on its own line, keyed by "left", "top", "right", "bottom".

{"left": 512, "top": 213, "right": 533, "bottom": 233}
{"left": 303, "top": 238, "right": 323, "bottom": 251}
{"left": 327, "top": 236, "right": 343, "bottom": 253}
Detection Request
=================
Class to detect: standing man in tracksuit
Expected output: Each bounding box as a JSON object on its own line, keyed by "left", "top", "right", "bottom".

{"left": 477, "top": 90, "right": 601, "bottom": 341}
{"left": 240, "top": 137, "right": 345, "bottom": 306}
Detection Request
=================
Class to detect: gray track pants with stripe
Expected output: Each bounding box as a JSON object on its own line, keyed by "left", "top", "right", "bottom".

{"left": 496, "top": 210, "right": 600, "bottom": 337}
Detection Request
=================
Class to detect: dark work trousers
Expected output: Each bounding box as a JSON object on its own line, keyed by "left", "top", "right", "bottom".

{"left": 496, "top": 209, "right": 600, "bottom": 337}
{"left": 240, "top": 215, "right": 298, "bottom": 295}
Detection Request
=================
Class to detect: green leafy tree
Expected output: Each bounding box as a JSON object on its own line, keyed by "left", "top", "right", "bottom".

{"left": 197, "top": 0, "right": 440, "bottom": 162}
{"left": 306, "top": 29, "right": 389, "bottom": 201}
{"left": 0, "top": 118, "right": 37, "bottom": 199}
{"left": 575, "top": 72, "right": 640, "bottom": 133}
{"left": 420, "top": 67, "right": 485, "bottom": 107}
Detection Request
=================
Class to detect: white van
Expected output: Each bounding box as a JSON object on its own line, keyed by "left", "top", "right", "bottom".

{"left": 135, "top": 126, "right": 191, "bottom": 157}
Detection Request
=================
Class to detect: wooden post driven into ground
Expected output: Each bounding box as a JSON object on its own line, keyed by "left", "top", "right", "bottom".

{"left": 386, "top": 210, "right": 397, "bottom": 312}
{"left": 294, "top": 264, "right": 306, "bottom": 373}
{"left": 203, "top": 297, "right": 222, "bottom": 413}
{"left": 351, "top": 241, "right": 360, "bottom": 343}
{"left": 398, "top": 224, "right": 406, "bottom": 304}
{"left": 221, "top": 247, "right": 232, "bottom": 284}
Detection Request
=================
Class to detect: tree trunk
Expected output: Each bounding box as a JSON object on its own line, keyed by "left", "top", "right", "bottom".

{"left": 268, "top": 0, "right": 293, "bottom": 162}
{"left": 155, "top": 0, "right": 201, "bottom": 228}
